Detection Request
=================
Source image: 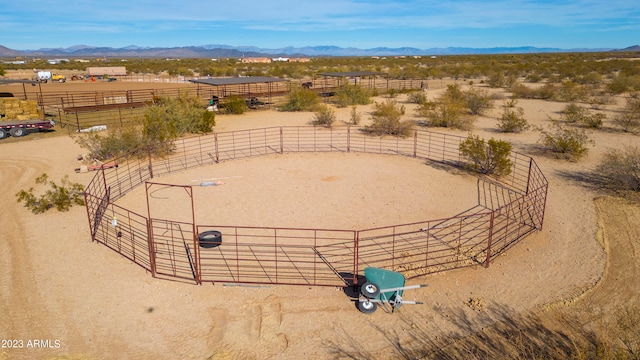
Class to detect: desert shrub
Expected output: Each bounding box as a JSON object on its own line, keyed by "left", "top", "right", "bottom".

{"left": 539, "top": 124, "right": 594, "bottom": 161}
{"left": 582, "top": 112, "right": 606, "bottom": 129}
{"left": 311, "top": 104, "right": 336, "bottom": 127}
{"left": 511, "top": 83, "right": 557, "bottom": 100}
{"left": 606, "top": 75, "right": 640, "bottom": 94}
{"left": 333, "top": 83, "right": 371, "bottom": 107}
{"left": 221, "top": 95, "right": 247, "bottom": 114}
{"left": 561, "top": 103, "right": 605, "bottom": 128}
{"left": 280, "top": 86, "right": 320, "bottom": 111}
{"left": 497, "top": 106, "right": 529, "bottom": 132}
{"left": 459, "top": 134, "right": 513, "bottom": 176}
{"left": 350, "top": 106, "right": 361, "bottom": 125}
{"left": 561, "top": 103, "right": 586, "bottom": 123}
{"left": 556, "top": 81, "right": 589, "bottom": 102}
{"left": 365, "top": 99, "right": 412, "bottom": 136}
{"left": 76, "top": 124, "right": 147, "bottom": 160}
{"left": 596, "top": 146, "right": 640, "bottom": 191}
{"left": 464, "top": 88, "right": 493, "bottom": 115}
{"left": 613, "top": 95, "right": 640, "bottom": 133}
{"left": 16, "top": 173, "right": 85, "bottom": 214}
{"left": 486, "top": 71, "right": 505, "bottom": 88}
{"left": 407, "top": 91, "right": 427, "bottom": 104}
{"left": 418, "top": 98, "right": 474, "bottom": 130}
{"left": 77, "top": 94, "right": 213, "bottom": 160}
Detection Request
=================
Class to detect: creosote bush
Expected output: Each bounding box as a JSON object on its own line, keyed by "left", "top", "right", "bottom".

{"left": 311, "top": 104, "right": 336, "bottom": 127}
{"left": 497, "top": 106, "right": 529, "bottom": 133}
{"left": 280, "top": 86, "right": 320, "bottom": 111}
{"left": 407, "top": 91, "right": 427, "bottom": 104}
{"left": 16, "top": 173, "right": 85, "bottom": 214}
{"left": 365, "top": 99, "right": 413, "bottom": 136}
{"left": 459, "top": 134, "right": 513, "bottom": 176}
{"left": 333, "top": 83, "right": 371, "bottom": 107}
{"left": 221, "top": 95, "right": 247, "bottom": 114}
{"left": 417, "top": 84, "right": 477, "bottom": 130}
{"left": 350, "top": 106, "right": 361, "bottom": 125}
{"left": 596, "top": 146, "right": 640, "bottom": 192}
{"left": 613, "top": 95, "right": 640, "bottom": 133}
{"left": 76, "top": 94, "right": 215, "bottom": 160}
{"left": 539, "top": 124, "right": 594, "bottom": 161}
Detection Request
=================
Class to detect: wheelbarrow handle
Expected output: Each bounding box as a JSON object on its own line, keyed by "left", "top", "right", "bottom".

{"left": 379, "top": 284, "right": 428, "bottom": 293}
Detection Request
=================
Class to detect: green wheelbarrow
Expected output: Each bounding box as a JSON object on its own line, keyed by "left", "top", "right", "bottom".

{"left": 358, "top": 267, "right": 428, "bottom": 314}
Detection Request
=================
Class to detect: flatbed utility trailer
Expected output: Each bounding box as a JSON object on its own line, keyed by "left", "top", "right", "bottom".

{"left": 0, "top": 119, "right": 56, "bottom": 140}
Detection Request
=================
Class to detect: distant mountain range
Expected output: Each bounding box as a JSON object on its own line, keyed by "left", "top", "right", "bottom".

{"left": 0, "top": 44, "right": 638, "bottom": 58}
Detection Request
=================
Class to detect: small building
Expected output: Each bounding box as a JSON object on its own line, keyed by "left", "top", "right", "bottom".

{"left": 86, "top": 66, "right": 127, "bottom": 76}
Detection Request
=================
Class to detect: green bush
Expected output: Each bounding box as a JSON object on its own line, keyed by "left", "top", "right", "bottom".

{"left": 596, "top": 146, "right": 640, "bottom": 191}
{"left": 407, "top": 91, "right": 427, "bottom": 104}
{"left": 350, "top": 106, "right": 361, "bottom": 125}
{"left": 280, "top": 86, "right": 320, "bottom": 111}
{"left": 539, "top": 124, "right": 594, "bottom": 161}
{"left": 16, "top": 173, "right": 85, "bottom": 214}
{"left": 333, "top": 83, "right": 371, "bottom": 107}
{"left": 561, "top": 103, "right": 586, "bottom": 123}
{"left": 311, "top": 104, "right": 336, "bottom": 127}
{"left": 459, "top": 134, "right": 513, "bottom": 176}
{"left": 464, "top": 88, "right": 493, "bottom": 115}
{"left": 77, "top": 94, "right": 214, "bottom": 160}
{"left": 497, "top": 107, "right": 529, "bottom": 133}
{"left": 561, "top": 103, "right": 605, "bottom": 128}
{"left": 75, "top": 124, "right": 147, "bottom": 160}
{"left": 221, "top": 95, "right": 247, "bottom": 114}
{"left": 365, "top": 99, "right": 412, "bottom": 136}
{"left": 418, "top": 98, "right": 475, "bottom": 130}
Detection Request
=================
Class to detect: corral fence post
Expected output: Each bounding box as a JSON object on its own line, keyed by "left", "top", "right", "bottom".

{"left": 214, "top": 133, "right": 220, "bottom": 162}
{"left": 413, "top": 130, "right": 418, "bottom": 158}
{"left": 147, "top": 146, "right": 154, "bottom": 179}
{"left": 144, "top": 184, "right": 157, "bottom": 278}
{"left": 353, "top": 230, "right": 360, "bottom": 290}
{"left": 279, "top": 127, "right": 284, "bottom": 154}
{"left": 485, "top": 211, "right": 495, "bottom": 268}
{"left": 347, "top": 126, "right": 351, "bottom": 153}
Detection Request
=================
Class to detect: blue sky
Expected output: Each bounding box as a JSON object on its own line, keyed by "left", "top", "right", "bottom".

{"left": 1, "top": 0, "right": 638, "bottom": 50}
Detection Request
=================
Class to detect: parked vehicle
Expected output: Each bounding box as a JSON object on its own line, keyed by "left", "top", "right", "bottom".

{"left": 35, "top": 71, "right": 66, "bottom": 83}
{"left": 0, "top": 119, "right": 56, "bottom": 139}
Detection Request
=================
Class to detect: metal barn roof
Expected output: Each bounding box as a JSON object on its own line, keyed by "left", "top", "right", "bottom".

{"left": 190, "top": 76, "right": 289, "bottom": 86}
{"left": 318, "top": 71, "right": 386, "bottom": 77}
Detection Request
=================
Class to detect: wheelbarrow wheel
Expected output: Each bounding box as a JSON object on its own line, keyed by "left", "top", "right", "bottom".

{"left": 361, "top": 282, "right": 380, "bottom": 299}
{"left": 358, "top": 299, "right": 377, "bottom": 314}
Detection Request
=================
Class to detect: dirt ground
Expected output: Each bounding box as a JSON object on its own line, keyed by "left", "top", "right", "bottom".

{"left": 1, "top": 78, "right": 639, "bottom": 359}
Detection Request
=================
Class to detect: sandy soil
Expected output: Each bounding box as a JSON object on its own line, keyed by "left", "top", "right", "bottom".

{"left": 1, "top": 79, "right": 639, "bottom": 359}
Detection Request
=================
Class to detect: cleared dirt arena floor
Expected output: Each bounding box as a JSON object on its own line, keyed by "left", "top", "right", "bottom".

{"left": 1, "top": 77, "right": 639, "bottom": 359}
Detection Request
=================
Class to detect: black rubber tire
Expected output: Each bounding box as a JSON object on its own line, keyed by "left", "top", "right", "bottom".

{"left": 0, "top": 129, "right": 6, "bottom": 139}
{"left": 198, "top": 230, "right": 222, "bottom": 248}
{"left": 360, "top": 282, "right": 381, "bottom": 299}
{"left": 358, "top": 299, "right": 377, "bottom": 314}
{"left": 9, "top": 127, "right": 26, "bottom": 137}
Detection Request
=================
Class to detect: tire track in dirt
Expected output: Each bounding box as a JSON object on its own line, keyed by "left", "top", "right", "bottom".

{"left": 0, "top": 157, "right": 86, "bottom": 359}
{"left": 0, "top": 159, "right": 48, "bottom": 340}
{"left": 581, "top": 197, "right": 640, "bottom": 311}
